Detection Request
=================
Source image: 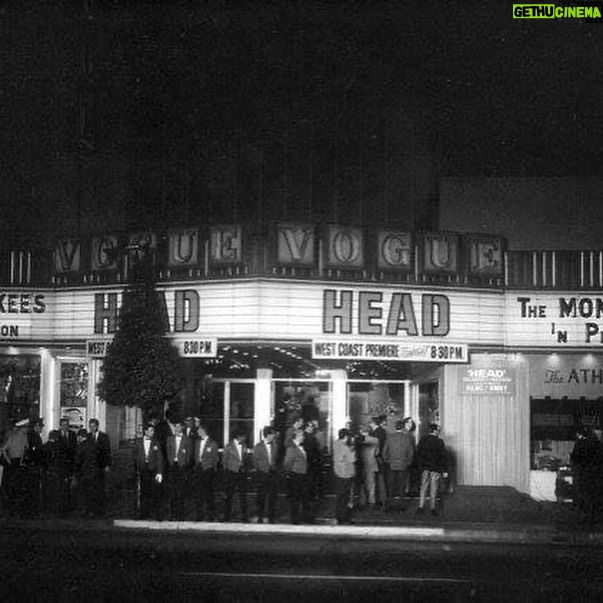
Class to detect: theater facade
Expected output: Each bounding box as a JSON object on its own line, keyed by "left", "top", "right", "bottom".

{"left": 2, "top": 223, "right": 603, "bottom": 499}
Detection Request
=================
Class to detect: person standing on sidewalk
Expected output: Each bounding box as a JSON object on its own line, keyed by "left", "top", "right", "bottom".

{"left": 382, "top": 417, "right": 415, "bottom": 513}
{"left": 283, "top": 429, "right": 310, "bottom": 524}
{"left": 415, "top": 424, "right": 448, "bottom": 517}
{"left": 135, "top": 423, "right": 164, "bottom": 520}
{"left": 165, "top": 421, "right": 193, "bottom": 521}
{"left": 359, "top": 424, "right": 380, "bottom": 508}
{"left": 1, "top": 419, "right": 30, "bottom": 517}
{"left": 571, "top": 426, "right": 603, "bottom": 522}
{"left": 76, "top": 418, "right": 112, "bottom": 518}
{"left": 192, "top": 423, "right": 219, "bottom": 522}
{"left": 333, "top": 429, "right": 356, "bottom": 525}
{"left": 222, "top": 431, "right": 250, "bottom": 522}
{"left": 253, "top": 426, "right": 278, "bottom": 524}
{"left": 372, "top": 415, "right": 388, "bottom": 506}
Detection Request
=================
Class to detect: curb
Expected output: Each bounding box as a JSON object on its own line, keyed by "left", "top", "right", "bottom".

{"left": 112, "top": 518, "right": 603, "bottom": 546}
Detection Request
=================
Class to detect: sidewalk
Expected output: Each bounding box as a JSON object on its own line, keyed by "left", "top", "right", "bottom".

{"left": 109, "top": 485, "right": 603, "bottom": 546}
{"left": 4, "top": 485, "right": 603, "bottom": 546}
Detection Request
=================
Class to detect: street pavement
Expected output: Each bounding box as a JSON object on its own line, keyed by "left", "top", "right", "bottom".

{"left": 3, "top": 485, "right": 603, "bottom": 601}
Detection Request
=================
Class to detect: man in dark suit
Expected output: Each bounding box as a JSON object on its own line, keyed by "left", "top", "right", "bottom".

{"left": 55, "top": 417, "right": 77, "bottom": 515}
{"left": 382, "top": 417, "right": 415, "bottom": 512}
{"left": 165, "top": 421, "right": 192, "bottom": 520}
{"left": 76, "top": 418, "right": 112, "bottom": 518}
{"left": 192, "top": 423, "right": 219, "bottom": 521}
{"left": 135, "top": 423, "right": 165, "bottom": 520}
{"left": 252, "top": 426, "right": 278, "bottom": 523}
{"left": 283, "top": 429, "right": 310, "bottom": 524}
{"left": 222, "top": 431, "right": 250, "bottom": 522}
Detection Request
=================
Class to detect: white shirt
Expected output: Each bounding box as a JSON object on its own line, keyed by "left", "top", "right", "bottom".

{"left": 143, "top": 438, "right": 151, "bottom": 460}
{"left": 174, "top": 435, "right": 182, "bottom": 461}
{"left": 199, "top": 437, "right": 208, "bottom": 461}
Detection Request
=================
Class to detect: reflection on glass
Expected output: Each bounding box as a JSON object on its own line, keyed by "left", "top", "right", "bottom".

{"left": 230, "top": 382, "right": 255, "bottom": 446}
{"left": 274, "top": 381, "right": 330, "bottom": 449}
{"left": 59, "top": 362, "right": 88, "bottom": 429}
{"left": 0, "top": 355, "right": 41, "bottom": 425}
{"left": 347, "top": 383, "right": 405, "bottom": 432}
{"left": 200, "top": 381, "right": 225, "bottom": 447}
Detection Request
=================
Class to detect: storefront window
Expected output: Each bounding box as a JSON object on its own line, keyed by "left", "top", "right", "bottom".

{"left": 0, "top": 355, "right": 40, "bottom": 429}
{"left": 59, "top": 361, "right": 88, "bottom": 429}
{"left": 347, "top": 382, "right": 405, "bottom": 432}
{"left": 530, "top": 397, "right": 601, "bottom": 470}
{"left": 274, "top": 381, "right": 330, "bottom": 447}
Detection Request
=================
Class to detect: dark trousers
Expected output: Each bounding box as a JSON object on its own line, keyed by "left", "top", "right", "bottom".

{"left": 256, "top": 470, "right": 278, "bottom": 522}
{"left": 5, "top": 461, "right": 28, "bottom": 517}
{"left": 335, "top": 476, "right": 354, "bottom": 523}
{"left": 80, "top": 473, "right": 106, "bottom": 518}
{"left": 167, "top": 463, "right": 186, "bottom": 520}
{"left": 139, "top": 467, "right": 162, "bottom": 520}
{"left": 44, "top": 469, "right": 72, "bottom": 517}
{"left": 223, "top": 470, "right": 248, "bottom": 521}
{"left": 387, "top": 468, "right": 409, "bottom": 509}
{"left": 193, "top": 467, "right": 216, "bottom": 521}
{"left": 287, "top": 472, "right": 311, "bottom": 524}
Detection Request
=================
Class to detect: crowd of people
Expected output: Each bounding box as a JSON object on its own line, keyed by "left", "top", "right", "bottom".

{"left": 0, "top": 417, "right": 112, "bottom": 519}
{"left": 0, "top": 411, "right": 450, "bottom": 525}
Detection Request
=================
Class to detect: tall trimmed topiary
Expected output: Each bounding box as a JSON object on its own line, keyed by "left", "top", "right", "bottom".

{"left": 99, "top": 252, "right": 183, "bottom": 418}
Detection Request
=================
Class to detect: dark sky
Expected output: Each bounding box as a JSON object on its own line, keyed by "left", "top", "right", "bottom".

{"left": 1, "top": 1, "right": 602, "bottom": 240}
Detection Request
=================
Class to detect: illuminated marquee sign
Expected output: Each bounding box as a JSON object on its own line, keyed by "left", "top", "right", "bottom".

{"left": 86, "top": 337, "right": 217, "bottom": 358}
{"left": 168, "top": 228, "right": 200, "bottom": 266}
{"left": 421, "top": 232, "right": 459, "bottom": 274}
{"left": 86, "top": 339, "right": 112, "bottom": 358}
{"left": 275, "top": 223, "right": 315, "bottom": 266}
{"left": 54, "top": 238, "right": 82, "bottom": 273}
{"left": 210, "top": 224, "right": 243, "bottom": 264}
{"left": 325, "top": 225, "right": 364, "bottom": 268}
{"left": 312, "top": 339, "right": 468, "bottom": 363}
{"left": 0, "top": 292, "right": 47, "bottom": 338}
{"left": 51, "top": 224, "right": 504, "bottom": 278}
{"left": 377, "top": 230, "right": 413, "bottom": 271}
{"left": 91, "top": 234, "right": 119, "bottom": 271}
{"left": 507, "top": 294, "right": 603, "bottom": 346}
{"left": 323, "top": 289, "right": 451, "bottom": 336}
{"left": 175, "top": 337, "right": 217, "bottom": 358}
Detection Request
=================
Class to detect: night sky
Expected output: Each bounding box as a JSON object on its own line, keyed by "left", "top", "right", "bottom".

{"left": 1, "top": 1, "right": 602, "bottom": 242}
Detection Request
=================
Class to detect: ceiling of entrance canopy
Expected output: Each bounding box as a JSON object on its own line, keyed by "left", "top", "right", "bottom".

{"left": 194, "top": 343, "right": 415, "bottom": 380}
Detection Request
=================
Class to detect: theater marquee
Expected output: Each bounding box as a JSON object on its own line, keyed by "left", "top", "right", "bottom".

{"left": 312, "top": 339, "right": 468, "bottom": 363}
